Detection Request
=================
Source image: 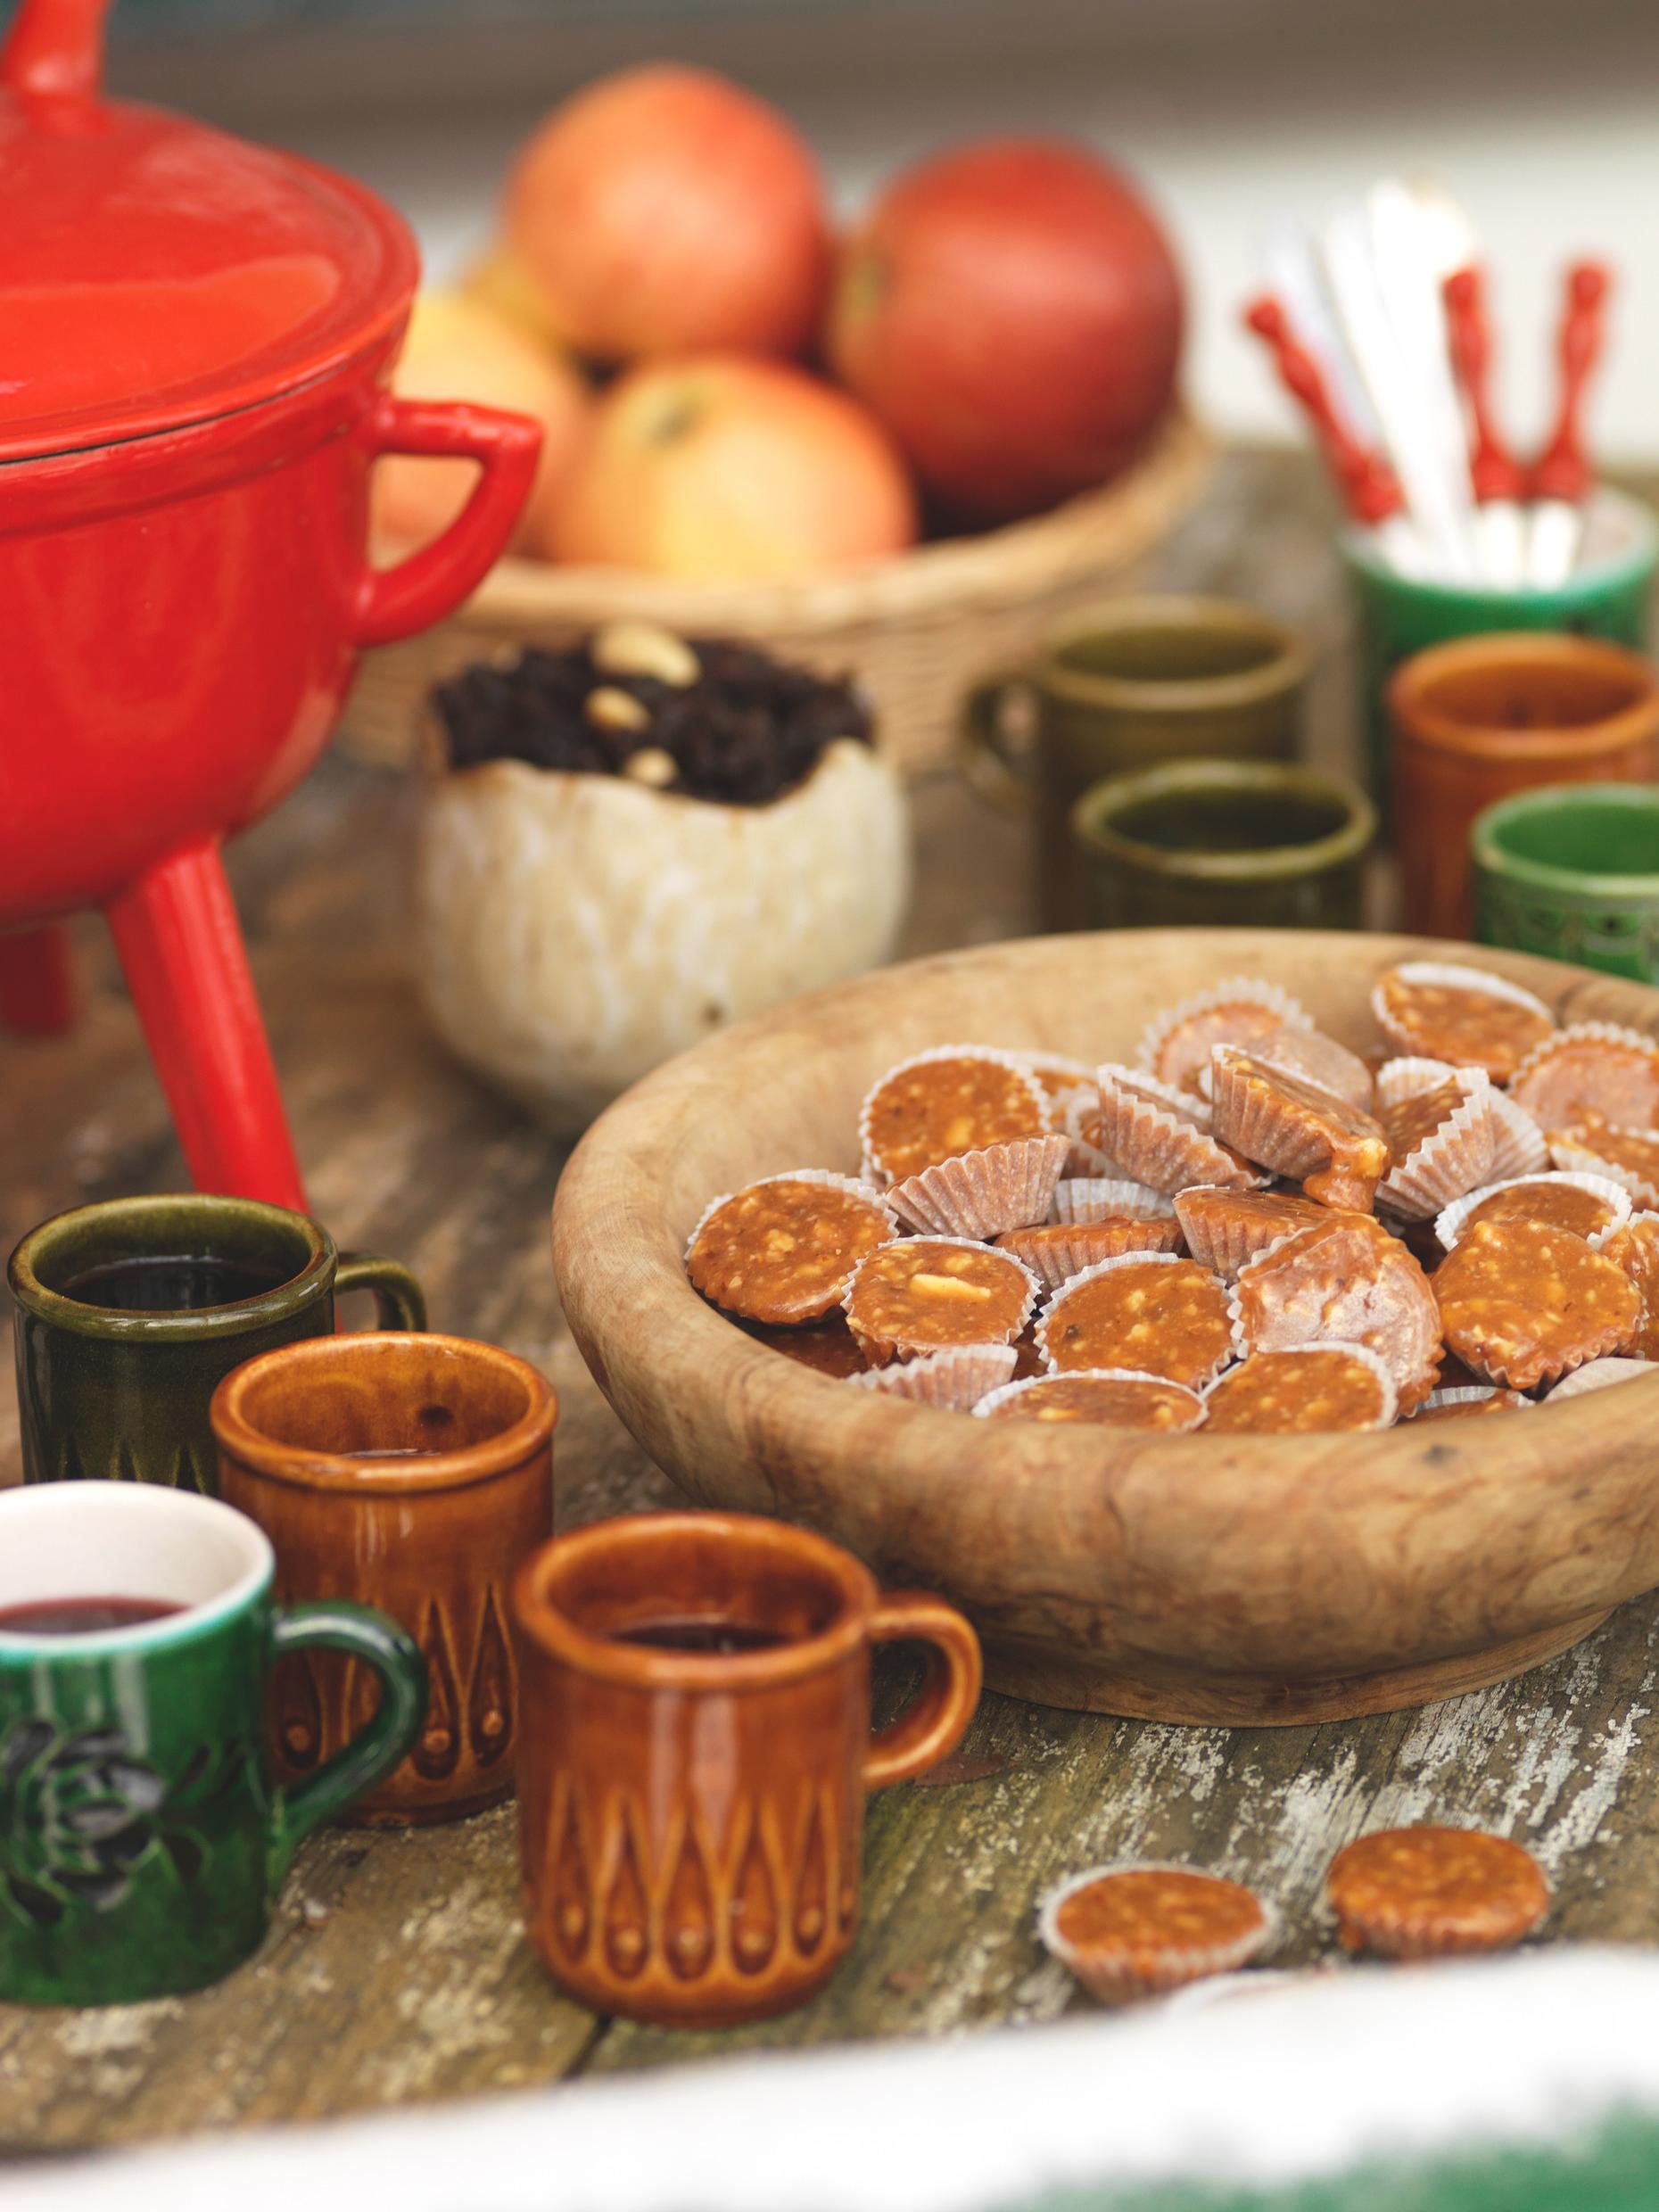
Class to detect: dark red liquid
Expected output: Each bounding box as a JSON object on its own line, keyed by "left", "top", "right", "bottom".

{"left": 0, "top": 1596, "right": 185, "bottom": 1636}
{"left": 58, "top": 1253, "right": 293, "bottom": 1313}
{"left": 614, "top": 1615, "right": 788, "bottom": 1655}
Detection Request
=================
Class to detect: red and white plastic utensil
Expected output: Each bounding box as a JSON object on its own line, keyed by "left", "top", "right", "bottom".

{"left": 1243, "top": 294, "right": 1427, "bottom": 575}
{"left": 1529, "top": 260, "right": 1612, "bottom": 587}
{"left": 1441, "top": 264, "right": 1528, "bottom": 587}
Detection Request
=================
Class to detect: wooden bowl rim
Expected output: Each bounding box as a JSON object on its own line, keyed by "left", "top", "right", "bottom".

{"left": 552, "top": 928, "right": 1659, "bottom": 1533}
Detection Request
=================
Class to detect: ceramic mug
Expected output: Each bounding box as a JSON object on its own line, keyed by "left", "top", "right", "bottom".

{"left": 9, "top": 1193, "right": 425, "bottom": 1496}
{"left": 1473, "top": 781, "right": 1659, "bottom": 982}
{"left": 1070, "top": 758, "right": 1375, "bottom": 932}
{"left": 1346, "top": 488, "right": 1658, "bottom": 805}
{"left": 0, "top": 1482, "right": 426, "bottom": 2006}
{"left": 961, "top": 596, "right": 1308, "bottom": 929}
{"left": 512, "top": 1511, "right": 982, "bottom": 2027}
{"left": 1387, "top": 632, "right": 1659, "bottom": 942}
{"left": 213, "top": 1331, "right": 557, "bottom": 1825}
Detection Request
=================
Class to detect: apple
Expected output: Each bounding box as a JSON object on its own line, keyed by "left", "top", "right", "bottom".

{"left": 544, "top": 355, "right": 918, "bottom": 581}
{"left": 374, "top": 291, "right": 590, "bottom": 553}
{"left": 504, "top": 65, "right": 830, "bottom": 362}
{"left": 827, "top": 137, "right": 1184, "bottom": 524}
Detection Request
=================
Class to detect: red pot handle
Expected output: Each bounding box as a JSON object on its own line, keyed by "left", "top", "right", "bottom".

{"left": 354, "top": 393, "right": 542, "bottom": 649}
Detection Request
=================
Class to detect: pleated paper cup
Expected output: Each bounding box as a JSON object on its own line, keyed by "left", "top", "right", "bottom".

{"left": 972, "top": 1367, "right": 1206, "bottom": 1429}
{"left": 846, "top": 1341, "right": 1019, "bottom": 1411}
{"left": 1412, "top": 1385, "right": 1533, "bottom": 1419}
{"left": 1136, "top": 977, "right": 1313, "bottom": 1093}
{"left": 1053, "top": 1177, "right": 1176, "bottom": 1226}
{"left": 1201, "top": 1339, "right": 1399, "bottom": 1432}
{"left": 1545, "top": 1357, "right": 1657, "bottom": 1403}
{"left": 1549, "top": 1128, "right": 1659, "bottom": 1211}
{"left": 1435, "top": 1171, "right": 1631, "bottom": 1253}
{"left": 888, "top": 1133, "right": 1070, "bottom": 1239}
{"left": 857, "top": 1044, "right": 1049, "bottom": 1184}
{"left": 995, "top": 1216, "right": 1184, "bottom": 1292}
{"left": 1036, "top": 1250, "right": 1233, "bottom": 1387}
{"left": 1061, "top": 1089, "right": 1128, "bottom": 1179}
{"left": 1038, "top": 1862, "right": 1277, "bottom": 2006}
{"left": 1376, "top": 1069, "right": 1497, "bottom": 1223}
{"left": 842, "top": 1236, "right": 1041, "bottom": 1366}
{"left": 1371, "top": 962, "right": 1555, "bottom": 1069}
{"left": 1205, "top": 1049, "right": 1363, "bottom": 1189}
{"left": 1173, "top": 1188, "right": 1326, "bottom": 1278}
{"left": 1488, "top": 1088, "right": 1550, "bottom": 1182}
{"left": 1507, "top": 1020, "right": 1659, "bottom": 1110}
{"left": 1095, "top": 1063, "right": 1263, "bottom": 1196}
{"left": 684, "top": 1169, "right": 896, "bottom": 1321}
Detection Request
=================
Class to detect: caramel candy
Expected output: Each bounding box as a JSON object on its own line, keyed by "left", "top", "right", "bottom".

{"left": 1243, "top": 1026, "right": 1374, "bottom": 1113}
{"left": 1508, "top": 1023, "right": 1659, "bottom": 1133}
{"left": 1209, "top": 1048, "right": 1391, "bottom": 1212}
{"left": 1605, "top": 1211, "right": 1659, "bottom": 1359}
{"left": 844, "top": 1237, "right": 1036, "bottom": 1365}
{"left": 1434, "top": 1217, "right": 1640, "bottom": 1391}
{"left": 1173, "top": 1186, "right": 1330, "bottom": 1277}
{"left": 1094, "top": 1065, "right": 1265, "bottom": 1196}
{"left": 1440, "top": 1174, "right": 1627, "bottom": 1250}
{"left": 975, "top": 1368, "right": 1204, "bottom": 1429}
{"left": 1325, "top": 1826, "right": 1549, "bottom": 1959}
{"left": 1040, "top": 1865, "right": 1274, "bottom": 2004}
{"left": 1232, "top": 1212, "right": 1442, "bottom": 1410}
{"left": 1138, "top": 978, "right": 1310, "bottom": 1098}
{"left": 860, "top": 1048, "right": 1047, "bottom": 1183}
{"left": 995, "top": 1216, "right": 1184, "bottom": 1292}
{"left": 1202, "top": 1343, "right": 1396, "bottom": 1433}
{"left": 1373, "top": 964, "right": 1555, "bottom": 1083}
{"left": 1551, "top": 1113, "right": 1659, "bottom": 1209}
{"left": 688, "top": 1173, "right": 894, "bottom": 1325}
{"left": 1037, "top": 1253, "right": 1234, "bottom": 1388}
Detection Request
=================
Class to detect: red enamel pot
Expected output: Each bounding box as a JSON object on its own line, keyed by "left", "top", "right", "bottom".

{"left": 0, "top": 0, "right": 541, "bottom": 1204}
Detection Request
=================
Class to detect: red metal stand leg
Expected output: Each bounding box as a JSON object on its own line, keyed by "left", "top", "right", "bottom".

{"left": 104, "top": 840, "right": 308, "bottom": 1210}
{"left": 0, "top": 921, "right": 78, "bottom": 1036}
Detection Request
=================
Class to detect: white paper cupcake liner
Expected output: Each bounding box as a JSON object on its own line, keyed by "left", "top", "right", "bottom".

{"left": 846, "top": 1341, "right": 1019, "bottom": 1411}
{"left": 857, "top": 1044, "right": 1049, "bottom": 1184}
{"left": 1376, "top": 1069, "right": 1498, "bottom": 1222}
{"left": 996, "top": 1217, "right": 1184, "bottom": 1292}
{"left": 972, "top": 1367, "right": 1206, "bottom": 1428}
{"left": 1413, "top": 1384, "right": 1533, "bottom": 1417}
{"left": 1207, "top": 1048, "right": 1377, "bottom": 1193}
{"left": 1549, "top": 1128, "right": 1659, "bottom": 1210}
{"left": 1036, "top": 1250, "right": 1232, "bottom": 1386}
{"left": 1136, "top": 978, "right": 1314, "bottom": 1092}
{"left": 1201, "top": 1339, "right": 1398, "bottom": 1432}
{"left": 887, "top": 1133, "right": 1071, "bottom": 1239}
{"left": 1095, "top": 1062, "right": 1263, "bottom": 1196}
{"left": 842, "top": 1235, "right": 1041, "bottom": 1365}
{"left": 1037, "top": 1861, "right": 1277, "bottom": 2006}
{"left": 1507, "top": 1022, "right": 1659, "bottom": 1123}
{"left": 1487, "top": 1087, "right": 1551, "bottom": 1181}
{"left": 684, "top": 1169, "right": 896, "bottom": 1318}
{"left": 1173, "top": 1188, "right": 1326, "bottom": 1279}
{"left": 1372, "top": 962, "right": 1556, "bottom": 1063}
{"left": 1544, "top": 1357, "right": 1657, "bottom": 1403}
{"left": 1053, "top": 1176, "right": 1176, "bottom": 1225}
{"left": 1374, "top": 1055, "right": 1480, "bottom": 1106}
{"left": 1228, "top": 1221, "right": 1440, "bottom": 1407}
{"left": 1435, "top": 1171, "right": 1632, "bottom": 1253}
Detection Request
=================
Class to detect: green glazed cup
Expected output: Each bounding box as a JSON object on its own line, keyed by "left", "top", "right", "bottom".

{"left": 0, "top": 1481, "right": 427, "bottom": 2004}
{"left": 1070, "top": 758, "right": 1376, "bottom": 932}
{"left": 9, "top": 1194, "right": 425, "bottom": 1496}
{"left": 961, "top": 596, "right": 1309, "bottom": 930}
{"left": 1473, "top": 781, "right": 1659, "bottom": 981}
{"left": 1346, "top": 489, "right": 1658, "bottom": 807}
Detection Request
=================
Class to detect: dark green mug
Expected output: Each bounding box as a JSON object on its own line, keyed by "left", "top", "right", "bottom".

{"left": 1070, "top": 758, "right": 1376, "bottom": 932}
{"left": 9, "top": 1194, "right": 425, "bottom": 1496}
{"left": 961, "top": 597, "right": 1309, "bottom": 930}
{"left": 1473, "top": 781, "right": 1659, "bottom": 981}
{"left": 0, "top": 1480, "right": 427, "bottom": 2004}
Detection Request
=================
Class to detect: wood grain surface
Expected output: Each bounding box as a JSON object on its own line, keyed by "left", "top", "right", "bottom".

{"left": 5, "top": 452, "right": 1659, "bottom": 2157}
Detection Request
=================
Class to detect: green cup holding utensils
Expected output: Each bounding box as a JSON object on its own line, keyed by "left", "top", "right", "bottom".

{"left": 1473, "top": 780, "right": 1659, "bottom": 981}
{"left": 0, "top": 1482, "right": 427, "bottom": 2005}
{"left": 9, "top": 1193, "right": 425, "bottom": 1496}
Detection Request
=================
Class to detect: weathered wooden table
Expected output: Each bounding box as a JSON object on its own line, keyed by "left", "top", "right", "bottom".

{"left": 6, "top": 450, "right": 1659, "bottom": 2155}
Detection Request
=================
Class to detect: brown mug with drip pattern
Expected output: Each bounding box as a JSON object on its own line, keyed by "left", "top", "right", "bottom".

{"left": 511, "top": 1512, "right": 982, "bottom": 2026}
{"left": 211, "top": 1333, "right": 556, "bottom": 1825}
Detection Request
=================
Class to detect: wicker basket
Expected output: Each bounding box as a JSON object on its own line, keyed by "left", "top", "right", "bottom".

{"left": 340, "top": 407, "right": 1210, "bottom": 777}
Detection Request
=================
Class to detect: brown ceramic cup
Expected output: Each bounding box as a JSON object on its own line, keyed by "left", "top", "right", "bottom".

{"left": 1388, "top": 631, "right": 1659, "bottom": 940}
{"left": 512, "top": 1511, "right": 982, "bottom": 2027}
{"left": 212, "top": 1331, "right": 556, "bottom": 1825}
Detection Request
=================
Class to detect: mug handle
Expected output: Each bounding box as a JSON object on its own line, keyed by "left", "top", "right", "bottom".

{"left": 270, "top": 1601, "right": 428, "bottom": 1871}
{"left": 960, "top": 668, "right": 1037, "bottom": 813}
{"left": 334, "top": 1252, "right": 427, "bottom": 1331}
{"left": 863, "top": 1592, "right": 984, "bottom": 1789}
{"left": 352, "top": 392, "right": 543, "bottom": 648}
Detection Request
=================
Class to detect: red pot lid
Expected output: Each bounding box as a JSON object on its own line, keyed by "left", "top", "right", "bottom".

{"left": 0, "top": 0, "right": 418, "bottom": 462}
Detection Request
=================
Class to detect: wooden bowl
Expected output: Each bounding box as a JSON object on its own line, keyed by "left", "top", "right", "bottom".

{"left": 552, "top": 928, "right": 1659, "bottom": 1726}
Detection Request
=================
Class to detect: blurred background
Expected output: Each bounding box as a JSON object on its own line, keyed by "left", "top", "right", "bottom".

{"left": 94, "top": 0, "right": 1659, "bottom": 458}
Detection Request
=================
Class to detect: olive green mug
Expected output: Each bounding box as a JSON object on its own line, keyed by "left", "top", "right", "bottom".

{"left": 9, "top": 1193, "right": 425, "bottom": 1496}
{"left": 1473, "top": 781, "right": 1659, "bottom": 981}
{"left": 962, "top": 597, "right": 1310, "bottom": 929}
{"left": 1070, "top": 758, "right": 1376, "bottom": 932}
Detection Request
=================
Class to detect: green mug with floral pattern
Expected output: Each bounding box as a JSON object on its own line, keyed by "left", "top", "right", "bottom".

{"left": 0, "top": 1482, "right": 427, "bottom": 2004}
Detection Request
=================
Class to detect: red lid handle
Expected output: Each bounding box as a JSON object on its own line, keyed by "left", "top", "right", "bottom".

{"left": 1441, "top": 266, "right": 1526, "bottom": 504}
{"left": 2, "top": 0, "right": 111, "bottom": 101}
{"left": 1242, "top": 294, "right": 1404, "bottom": 525}
{"left": 1533, "top": 260, "right": 1612, "bottom": 505}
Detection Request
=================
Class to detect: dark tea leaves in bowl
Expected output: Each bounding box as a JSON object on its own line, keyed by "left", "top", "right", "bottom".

{"left": 433, "top": 627, "right": 873, "bottom": 806}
